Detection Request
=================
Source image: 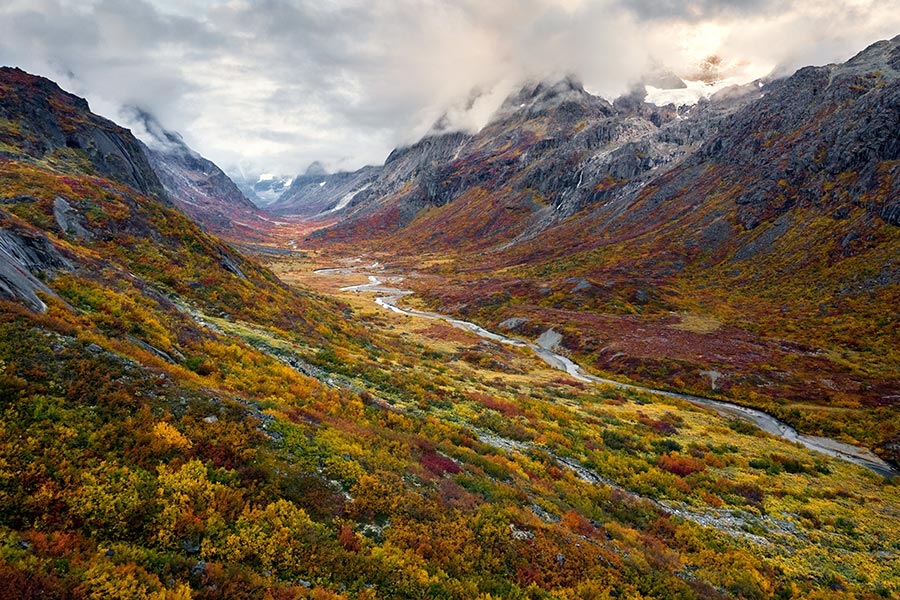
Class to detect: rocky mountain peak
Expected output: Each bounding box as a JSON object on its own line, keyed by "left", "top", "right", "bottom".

{"left": 493, "top": 74, "right": 611, "bottom": 122}
{"left": 128, "top": 108, "right": 200, "bottom": 162}
{"left": 303, "top": 161, "right": 328, "bottom": 177}
{"left": 0, "top": 68, "right": 166, "bottom": 201}
{"left": 640, "top": 63, "right": 688, "bottom": 90}
{"left": 530, "top": 73, "right": 589, "bottom": 97}
{"left": 833, "top": 34, "right": 900, "bottom": 79}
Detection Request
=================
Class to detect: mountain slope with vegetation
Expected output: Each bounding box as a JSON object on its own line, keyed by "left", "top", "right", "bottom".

{"left": 1, "top": 66, "right": 899, "bottom": 600}
{"left": 302, "top": 37, "right": 900, "bottom": 469}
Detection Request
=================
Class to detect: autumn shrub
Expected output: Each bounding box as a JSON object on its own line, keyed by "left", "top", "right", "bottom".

{"left": 420, "top": 452, "right": 462, "bottom": 476}
{"left": 652, "top": 439, "right": 682, "bottom": 454}
{"left": 732, "top": 482, "right": 766, "bottom": 507}
{"left": 656, "top": 454, "right": 706, "bottom": 477}
{"left": 186, "top": 355, "right": 216, "bottom": 376}
{"left": 469, "top": 391, "right": 522, "bottom": 417}
{"left": 337, "top": 524, "right": 361, "bottom": 552}
{"left": 0, "top": 563, "right": 69, "bottom": 600}
{"left": 652, "top": 420, "right": 679, "bottom": 435}
{"left": 601, "top": 429, "right": 636, "bottom": 451}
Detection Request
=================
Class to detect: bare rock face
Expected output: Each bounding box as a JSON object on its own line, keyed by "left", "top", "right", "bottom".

{"left": 536, "top": 328, "right": 564, "bottom": 351}
{"left": 499, "top": 317, "right": 528, "bottom": 330}
{"left": 695, "top": 35, "right": 900, "bottom": 229}
{"left": 53, "top": 197, "right": 94, "bottom": 241}
{"left": 0, "top": 226, "right": 70, "bottom": 312}
{"left": 0, "top": 67, "right": 166, "bottom": 202}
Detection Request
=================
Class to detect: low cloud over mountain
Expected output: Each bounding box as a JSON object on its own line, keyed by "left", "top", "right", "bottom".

{"left": 2, "top": 0, "right": 898, "bottom": 177}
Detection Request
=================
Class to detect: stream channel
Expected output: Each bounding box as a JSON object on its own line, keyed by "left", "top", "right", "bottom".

{"left": 316, "top": 263, "right": 897, "bottom": 478}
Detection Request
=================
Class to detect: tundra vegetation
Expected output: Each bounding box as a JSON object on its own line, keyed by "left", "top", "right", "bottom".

{"left": 0, "top": 65, "right": 899, "bottom": 600}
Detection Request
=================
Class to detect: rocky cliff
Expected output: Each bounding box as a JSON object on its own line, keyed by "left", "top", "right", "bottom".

{"left": 0, "top": 67, "right": 166, "bottom": 201}
{"left": 267, "top": 162, "right": 382, "bottom": 217}
{"left": 135, "top": 110, "right": 274, "bottom": 241}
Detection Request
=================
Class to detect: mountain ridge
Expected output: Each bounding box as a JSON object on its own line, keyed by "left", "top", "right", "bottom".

{"left": 134, "top": 110, "right": 275, "bottom": 242}
{"left": 297, "top": 36, "right": 900, "bottom": 468}
{"left": 302, "top": 67, "right": 760, "bottom": 248}
{"left": 1, "top": 54, "right": 900, "bottom": 600}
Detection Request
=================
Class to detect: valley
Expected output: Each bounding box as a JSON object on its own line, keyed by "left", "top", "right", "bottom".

{"left": 258, "top": 36, "right": 900, "bottom": 478}
{"left": 297, "top": 255, "right": 896, "bottom": 477}
{"left": 1, "top": 29, "right": 900, "bottom": 599}
{"left": 249, "top": 247, "right": 900, "bottom": 595}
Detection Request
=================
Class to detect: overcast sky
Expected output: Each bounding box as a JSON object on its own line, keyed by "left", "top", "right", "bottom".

{"left": 2, "top": 0, "right": 899, "bottom": 178}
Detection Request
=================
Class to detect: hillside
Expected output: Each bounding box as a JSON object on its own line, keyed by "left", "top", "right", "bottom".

{"left": 2, "top": 66, "right": 899, "bottom": 599}
{"left": 300, "top": 39, "right": 900, "bottom": 468}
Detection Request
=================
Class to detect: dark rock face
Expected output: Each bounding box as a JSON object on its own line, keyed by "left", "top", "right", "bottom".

{"left": 0, "top": 226, "right": 71, "bottom": 272}
{"left": 0, "top": 67, "right": 166, "bottom": 201}
{"left": 0, "top": 226, "right": 71, "bottom": 312}
{"left": 694, "top": 36, "right": 900, "bottom": 228}
{"left": 369, "top": 132, "right": 473, "bottom": 219}
{"left": 53, "top": 196, "right": 94, "bottom": 241}
{"left": 491, "top": 75, "right": 614, "bottom": 124}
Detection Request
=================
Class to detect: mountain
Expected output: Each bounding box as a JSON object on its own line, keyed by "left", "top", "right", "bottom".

{"left": 135, "top": 111, "right": 274, "bottom": 242}
{"left": 0, "top": 66, "right": 341, "bottom": 331}
{"left": 306, "top": 39, "right": 900, "bottom": 466}
{"left": 2, "top": 63, "right": 899, "bottom": 599}
{"left": 0, "top": 68, "right": 165, "bottom": 201}
{"left": 231, "top": 171, "right": 295, "bottom": 207}
{"left": 265, "top": 161, "right": 382, "bottom": 217}
{"left": 312, "top": 73, "right": 761, "bottom": 245}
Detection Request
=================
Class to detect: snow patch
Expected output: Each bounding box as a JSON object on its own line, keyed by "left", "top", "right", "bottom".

{"left": 328, "top": 182, "right": 373, "bottom": 213}
{"left": 646, "top": 77, "right": 749, "bottom": 107}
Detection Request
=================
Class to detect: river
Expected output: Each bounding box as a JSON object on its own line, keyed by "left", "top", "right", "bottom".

{"left": 316, "top": 264, "right": 897, "bottom": 478}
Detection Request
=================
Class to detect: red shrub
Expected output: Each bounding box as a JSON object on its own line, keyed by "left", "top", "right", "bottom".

{"left": 466, "top": 391, "right": 522, "bottom": 417}
{"left": 657, "top": 454, "right": 705, "bottom": 477}
{"left": 420, "top": 452, "right": 462, "bottom": 476}
{"left": 652, "top": 420, "right": 678, "bottom": 435}
{"left": 338, "top": 524, "right": 361, "bottom": 552}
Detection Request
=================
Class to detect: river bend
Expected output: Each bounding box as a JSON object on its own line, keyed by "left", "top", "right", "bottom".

{"left": 316, "top": 265, "right": 897, "bottom": 478}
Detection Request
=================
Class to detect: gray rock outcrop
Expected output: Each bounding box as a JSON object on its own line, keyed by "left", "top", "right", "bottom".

{"left": 0, "top": 226, "right": 70, "bottom": 312}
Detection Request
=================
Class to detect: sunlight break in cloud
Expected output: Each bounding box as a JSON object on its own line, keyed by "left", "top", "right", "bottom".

{"left": 1, "top": 0, "right": 898, "bottom": 178}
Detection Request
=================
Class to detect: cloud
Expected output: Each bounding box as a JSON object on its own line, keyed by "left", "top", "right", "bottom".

{"left": 0, "top": 0, "right": 898, "bottom": 177}
{"left": 619, "top": 0, "right": 780, "bottom": 21}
